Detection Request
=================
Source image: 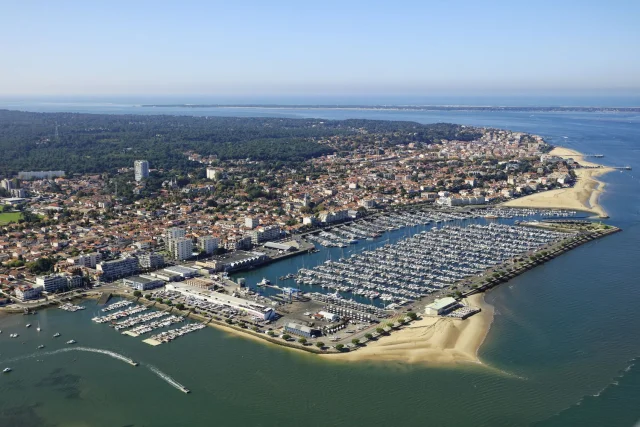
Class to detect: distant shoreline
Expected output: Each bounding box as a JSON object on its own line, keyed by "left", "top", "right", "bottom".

{"left": 502, "top": 146, "right": 614, "bottom": 217}
{"left": 139, "top": 104, "right": 640, "bottom": 113}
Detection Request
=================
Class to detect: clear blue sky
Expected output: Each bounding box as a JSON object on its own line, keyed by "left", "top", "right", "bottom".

{"left": 1, "top": 0, "right": 639, "bottom": 96}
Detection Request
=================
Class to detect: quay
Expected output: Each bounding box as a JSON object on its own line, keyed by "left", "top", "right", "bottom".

{"left": 97, "top": 292, "right": 112, "bottom": 305}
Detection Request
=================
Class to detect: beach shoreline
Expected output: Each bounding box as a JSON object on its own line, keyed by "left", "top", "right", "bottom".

{"left": 501, "top": 147, "right": 613, "bottom": 217}
{"left": 320, "top": 293, "right": 495, "bottom": 366}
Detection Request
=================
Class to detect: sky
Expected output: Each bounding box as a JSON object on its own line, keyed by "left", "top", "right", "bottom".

{"left": 1, "top": 0, "right": 639, "bottom": 97}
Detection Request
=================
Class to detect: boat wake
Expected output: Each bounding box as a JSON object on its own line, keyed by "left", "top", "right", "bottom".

{"left": 0, "top": 346, "right": 137, "bottom": 366}
{"left": 146, "top": 364, "right": 190, "bottom": 393}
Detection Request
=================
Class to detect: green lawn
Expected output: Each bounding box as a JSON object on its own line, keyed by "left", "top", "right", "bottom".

{"left": 0, "top": 211, "right": 22, "bottom": 225}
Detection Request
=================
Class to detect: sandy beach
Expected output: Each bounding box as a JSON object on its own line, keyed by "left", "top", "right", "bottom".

{"left": 502, "top": 147, "right": 613, "bottom": 217}
{"left": 322, "top": 293, "right": 494, "bottom": 365}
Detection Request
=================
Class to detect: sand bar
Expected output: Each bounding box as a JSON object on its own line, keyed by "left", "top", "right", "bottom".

{"left": 502, "top": 147, "right": 613, "bottom": 217}
{"left": 322, "top": 293, "right": 494, "bottom": 365}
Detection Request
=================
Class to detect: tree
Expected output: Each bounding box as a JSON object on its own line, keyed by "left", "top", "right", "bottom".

{"left": 406, "top": 311, "right": 418, "bottom": 321}
{"left": 133, "top": 290, "right": 142, "bottom": 297}
{"left": 335, "top": 344, "right": 345, "bottom": 351}
{"left": 144, "top": 294, "right": 152, "bottom": 299}
{"left": 351, "top": 338, "right": 360, "bottom": 346}
{"left": 364, "top": 333, "right": 373, "bottom": 340}
{"left": 267, "top": 330, "right": 275, "bottom": 337}
{"left": 316, "top": 342, "right": 325, "bottom": 349}
{"left": 176, "top": 303, "right": 185, "bottom": 310}
{"left": 376, "top": 327, "right": 384, "bottom": 334}
{"left": 298, "top": 337, "right": 307, "bottom": 345}
{"left": 282, "top": 334, "right": 291, "bottom": 341}
{"left": 386, "top": 322, "right": 395, "bottom": 329}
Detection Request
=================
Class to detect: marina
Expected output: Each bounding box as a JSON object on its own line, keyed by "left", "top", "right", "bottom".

{"left": 296, "top": 222, "right": 571, "bottom": 306}
{"left": 145, "top": 322, "right": 207, "bottom": 345}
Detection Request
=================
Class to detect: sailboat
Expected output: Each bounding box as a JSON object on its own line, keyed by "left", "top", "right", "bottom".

{"left": 36, "top": 322, "right": 41, "bottom": 332}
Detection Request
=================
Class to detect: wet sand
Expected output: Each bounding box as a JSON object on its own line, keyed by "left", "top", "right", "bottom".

{"left": 502, "top": 147, "right": 613, "bottom": 217}
{"left": 322, "top": 293, "right": 494, "bottom": 365}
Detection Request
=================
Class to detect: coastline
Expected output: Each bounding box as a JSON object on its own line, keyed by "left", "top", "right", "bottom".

{"left": 501, "top": 147, "right": 614, "bottom": 217}
{"left": 321, "top": 293, "right": 494, "bottom": 366}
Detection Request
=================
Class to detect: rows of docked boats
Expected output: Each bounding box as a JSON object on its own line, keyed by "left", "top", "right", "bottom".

{"left": 148, "top": 322, "right": 206, "bottom": 343}
{"left": 306, "top": 208, "right": 574, "bottom": 249}
{"left": 113, "top": 310, "right": 170, "bottom": 331}
{"left": 481, "top": 207, "right": 577, "bottom": 219}
{"left": 127, "top": 315, "right": 184, "bottom": 336}
{"left": 92, "top": 304, "right": 148, "bottom": 323}
{"left": 299, "top": 223, "right": 569, "bottom": 306}
{"left": 101, "top": 300, "right": 133, "bottom": 312}
{"left": 59, "top": 303, "right": 85, "bottom": 312}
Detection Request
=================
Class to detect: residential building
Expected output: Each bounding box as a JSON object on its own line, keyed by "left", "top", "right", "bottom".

{"left": 17, "top": 170, "right": 65, "bottom": 180}
{"left": 249, "top": 225, "right": 281, "bottom": 244}
{"left": 97, "top": 257, "right": 139, "bottom": 281}
{"left": 35, "top": 273, "right": 83, "bottom": 293}
{"left": 244, "top": 216, "right": 258, "bottom": 229}
{"left": 134, "top": 160, "right": 149, "bottom": 182}
{"left": 171, "top": 237, "right": 193, "bottom": 261}
{"left": 138, "top": 252, "right": 165, "bottom": 269}
{"left": 15, "top": 284, "right": 42, "bottom": 300}
{"left": 197, "top": 236, "right": 220, "bottom": 255}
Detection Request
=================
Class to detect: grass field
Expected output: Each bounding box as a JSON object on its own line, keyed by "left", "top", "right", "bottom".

{"left": 0, "top": 212, "right": 22, "bottom": 225}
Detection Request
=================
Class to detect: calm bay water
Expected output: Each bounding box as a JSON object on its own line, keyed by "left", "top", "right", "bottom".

{"left": 1, "top": 102, "right": 640, "bottom": 426}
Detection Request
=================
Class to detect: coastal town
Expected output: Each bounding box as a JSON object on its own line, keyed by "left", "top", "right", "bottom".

{"left": 0, "top": 121, "right": 620, "bottom": 355}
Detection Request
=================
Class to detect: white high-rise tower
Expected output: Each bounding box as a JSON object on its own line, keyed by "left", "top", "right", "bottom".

{"left": 134, "top": 160, "right": 149, "bottom": 182}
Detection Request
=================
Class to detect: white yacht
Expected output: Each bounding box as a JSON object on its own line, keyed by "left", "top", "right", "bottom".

{"left": 25, "top": 324, "right": 31, "bottom": 328}
{"left": 66, "top": 339, "right": 76, "bottom": 344}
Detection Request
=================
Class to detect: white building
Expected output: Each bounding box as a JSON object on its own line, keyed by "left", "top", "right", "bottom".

{"left": 425, "top": 297, "right": 460, "bottom": 316}
{"left": 123, "top": 275, "right": 165, "bottom": 291}
{"left": 134, "top": 160, "right": 149, "bottom": 182}
{"left": 138, "top": 252, "right": 165, "bottom": 269}
{"left": 171, "top": 237, "right": 193, "bottom": 261}
{"left": 249, "top": 225, "right": 281, "bottom": 244}
{"left": 0, "top": 178, "right": 13, "bottom": 191}
{"left": 245, "top": 216, "right": 258, "bottom": 229}
{"left": 15, "top": 284, "right": 42, "bottom": 300}
{"left": 97, "top": 257, "right": 139, "bottom": 281}
{"left": 17, "top": 170, "right": 65, "bottom": 180}
{"left": 166, "top": 283, "right": 276, "bottom": 320}
{"left": 67, "top": 252, "right": 101, "bottom": 269}
{"left": 197, "top": 236, "right": 220, "bottom": 255}
{"left": 206, "top": 167, "right": 223, "bottom": 180}
{"left": 35, "top": 274, "right": 83, "bottom": 293}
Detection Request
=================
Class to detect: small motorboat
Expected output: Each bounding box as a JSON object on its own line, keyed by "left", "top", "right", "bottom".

{"left": 53, "top": 332, "right": 61, "bottom": 337}
{"left": 66, "top": 340, "right": 76, "bottom": 344}
{"left": 3, "top": 368, "right": 12, "bottom": 373}
{"left": 37, "top": 345, "right": 45, "bottom": 349}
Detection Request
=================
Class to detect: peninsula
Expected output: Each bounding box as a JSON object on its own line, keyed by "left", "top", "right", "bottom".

{"left": 0, "top": 110, "right": 623, "bottom": 367}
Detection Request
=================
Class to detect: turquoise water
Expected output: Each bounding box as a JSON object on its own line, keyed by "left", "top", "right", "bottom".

{"left": 1, "top": 107, "right": 640, "bottom": 426}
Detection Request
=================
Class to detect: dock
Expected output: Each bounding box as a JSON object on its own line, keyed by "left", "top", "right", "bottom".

{"left": 97, "top": 292, "right": 112, "bottom": 305}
